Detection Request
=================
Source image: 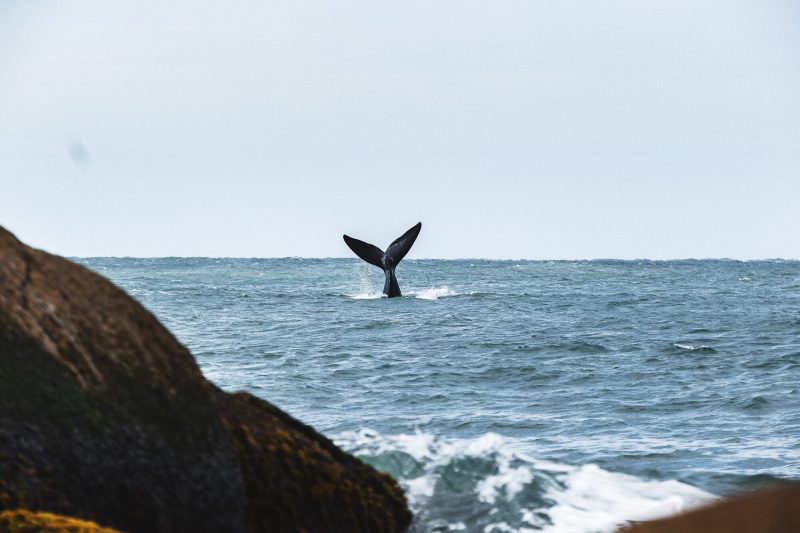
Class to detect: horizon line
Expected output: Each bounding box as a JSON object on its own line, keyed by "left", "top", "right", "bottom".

{"left": 70, "top": 255, "right": 800, "bottom": 262}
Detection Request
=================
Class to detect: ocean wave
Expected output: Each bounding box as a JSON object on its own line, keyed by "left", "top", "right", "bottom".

{"left": 334, "top": 429, "right": 714, "bottom": 533}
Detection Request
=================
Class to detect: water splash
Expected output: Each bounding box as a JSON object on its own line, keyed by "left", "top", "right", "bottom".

{"left": 409, "top": 286, "right": 458, "bottom": 300}
{"left": 335, "top": 429, "right": 714, "bottom": 533}
{"left": 348, "top": 286, "right": 458, "bottom": 300}
{"left": 351, "top": 291, "right": 386, "bottom": 300}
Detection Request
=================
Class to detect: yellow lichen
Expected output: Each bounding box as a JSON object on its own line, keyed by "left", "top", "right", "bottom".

{"left": 0, "top": 509, "right": 120, "bottom": 532}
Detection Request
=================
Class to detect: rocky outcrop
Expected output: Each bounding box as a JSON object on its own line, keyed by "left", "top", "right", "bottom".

{"left": 0, "top": 226, "right": 411, "bottom": 532}
{"left": 620, "top": 484, "right": 800, "bottom": 533}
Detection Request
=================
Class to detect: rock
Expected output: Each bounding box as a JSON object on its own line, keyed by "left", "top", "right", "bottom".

{"left": 619, "top": 483, "right": 800, "bottom": 533}
{"left": 0, "top": 509, "right": 119, "bottom": 532}
{"left": 0, "top": 226, "right": 411, "bottom": 532}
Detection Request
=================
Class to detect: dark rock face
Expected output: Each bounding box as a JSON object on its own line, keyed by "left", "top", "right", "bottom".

{"left": 0, "top": 226, "right": 411, "bottom": 532}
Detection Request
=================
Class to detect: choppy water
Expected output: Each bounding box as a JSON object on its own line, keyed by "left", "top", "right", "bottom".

{"left": 78, "top": 258, "right": 800, "bottom": 532}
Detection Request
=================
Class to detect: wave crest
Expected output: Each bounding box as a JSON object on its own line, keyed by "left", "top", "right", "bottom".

{"left": 334, "top": 429, "right": 714, "bottom": 533}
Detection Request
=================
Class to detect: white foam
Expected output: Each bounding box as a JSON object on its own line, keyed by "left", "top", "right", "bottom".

{"left": 673, "top": 343, "right": 714, "bottom": 351}
{"left": 350, "top": 291, "right": 386, "bottom": 300}
{"left": 405, "top": 476, "right": 435, "bottom": 505}
{"left": 349, "top": 286, "right": 458, "bottom": 300}
{"left": 483, "top": 522, "right": 524, "bottom": 533}
{"left": 545, "top": 463, "right": 714, "bottom": 532}
{"left": 409, "top": 286, "right": 458, "bottom": 300}
{"left": 478, "top": 466, "right": 534, "bottom": 504}
{"left": 334, "top": 429, "right": 716, "bottom": 533}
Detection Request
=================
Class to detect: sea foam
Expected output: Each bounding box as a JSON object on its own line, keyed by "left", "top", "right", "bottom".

{"left": 335, "top": 429, "right": 715, "bottom": 533}
{"left": 409, "top": 286, "right": 458, "bottom": 300}
{"left": 349, "top": 286, "right": 458, "bottom": 300}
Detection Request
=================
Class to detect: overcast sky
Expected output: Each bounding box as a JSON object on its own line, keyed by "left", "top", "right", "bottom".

{"left": 1, "top": 1, "right": 798, "bottom": 259}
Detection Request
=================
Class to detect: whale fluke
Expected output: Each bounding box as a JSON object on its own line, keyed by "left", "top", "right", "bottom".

{"left": 342, "top": 236, "right": 384, "bottom": 269}
{"left": 343, "top": 222, "right": 422, "bottom": 298}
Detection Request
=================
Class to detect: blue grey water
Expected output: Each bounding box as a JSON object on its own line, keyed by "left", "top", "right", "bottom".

{"left": 78, "top": 258, "right": 800, "bottom": 532}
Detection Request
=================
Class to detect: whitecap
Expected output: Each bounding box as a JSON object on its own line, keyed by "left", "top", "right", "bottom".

{"left": 544, "top": 464, "right": 713, "bottom": 532}
{"left": 409, "top": 286, "right": 458, "bottom": 300}
{"left": 673, "top": 343, "right": 715, "bottom": 352}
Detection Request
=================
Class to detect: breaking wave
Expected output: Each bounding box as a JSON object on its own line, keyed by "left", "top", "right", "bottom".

{"left": 334, "top": 429, "right": 714, "bottom": 533}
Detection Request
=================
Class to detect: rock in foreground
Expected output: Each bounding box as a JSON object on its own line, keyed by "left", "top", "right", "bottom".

{"left": 620, "top": 484, "right": 800, "bottom": 532}
{"left": 0, "top": 226, "right": 411, "bottom": 532}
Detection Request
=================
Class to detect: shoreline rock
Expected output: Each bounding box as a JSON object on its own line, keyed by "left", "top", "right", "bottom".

{"left": 619, "top": 483, "right": 800, "bottom": 532}
{"left": 0, "top": 226, "right": 411, "bottom": 532}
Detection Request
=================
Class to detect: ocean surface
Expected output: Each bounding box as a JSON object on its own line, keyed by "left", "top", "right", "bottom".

{"left": 77, "top": 258, "right": 800, "bottom": 532}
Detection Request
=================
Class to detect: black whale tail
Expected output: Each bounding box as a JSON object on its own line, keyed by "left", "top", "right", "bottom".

{"left": 343, "top": 222, "right": 422, "bottom": 298}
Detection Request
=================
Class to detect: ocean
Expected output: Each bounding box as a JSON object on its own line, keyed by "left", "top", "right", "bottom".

{"left": 77, "top": 257, "right": 800, "bottom": 532}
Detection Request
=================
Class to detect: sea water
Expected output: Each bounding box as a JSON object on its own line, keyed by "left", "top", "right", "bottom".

{"left": 78, "top": 258, "right": 800, "bottom": 532}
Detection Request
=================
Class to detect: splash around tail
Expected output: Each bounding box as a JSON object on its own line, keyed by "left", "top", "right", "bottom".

{"left": 343, "top": 222, "right": 422, "bottom": 298}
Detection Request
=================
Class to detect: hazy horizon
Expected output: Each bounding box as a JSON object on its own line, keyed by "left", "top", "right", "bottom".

{"left": 63, "top": 253, "right": 800, "bottom": 261}
{"left": 2, "top": 1, "right": 798, "bottom": 260}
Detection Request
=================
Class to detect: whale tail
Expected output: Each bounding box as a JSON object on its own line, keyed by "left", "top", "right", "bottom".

{"left": 343, "top": 222, "right": 422, "bottom": 298}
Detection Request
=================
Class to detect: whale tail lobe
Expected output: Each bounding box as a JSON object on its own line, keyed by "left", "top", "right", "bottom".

{"left": 343, "top": 222, "right": 422, "bottom": 298}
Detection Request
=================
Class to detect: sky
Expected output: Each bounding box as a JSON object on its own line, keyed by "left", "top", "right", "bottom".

{"left": 1, "top": 0, "right": 798, "bottom": 259}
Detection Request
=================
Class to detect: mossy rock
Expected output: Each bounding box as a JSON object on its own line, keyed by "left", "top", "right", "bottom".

{"left": 0, "top": 226, "right": 411, "bottom": 532}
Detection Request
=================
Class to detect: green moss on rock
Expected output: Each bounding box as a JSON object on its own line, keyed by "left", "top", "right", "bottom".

{"left": 0, "top": 226, "right": 411, "bottom": 532}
